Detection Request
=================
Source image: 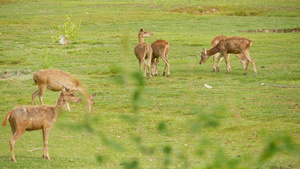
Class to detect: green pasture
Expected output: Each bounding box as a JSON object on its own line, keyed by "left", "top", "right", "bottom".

{"left": 0, "top": 0, "right": 299, "bottom": 168}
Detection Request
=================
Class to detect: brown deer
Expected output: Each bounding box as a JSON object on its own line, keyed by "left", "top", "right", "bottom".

{"left": 200, "top": 36, "right": 257, "bottom": 76}
{"left": 31, "top": 69, "right": 96, "bottom": 112}
{"left": 210, "top": 35, "right": 247, "bottom": 72}
{"left": 134, "top": 28, "right": 153, "bottom": 77}
{"left": 151, "top": 39, "right": 170, "bottom": 76}
{"left": 2, "top": 86, "right": 82, "bottom": 162}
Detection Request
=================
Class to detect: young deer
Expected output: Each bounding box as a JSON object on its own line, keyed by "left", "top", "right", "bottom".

{"left": 151, "top": 39, "right": 170, "bottom": 76}
{"left": 200, "top": 36, "right": 257, "bottom": 76}
{"left": 210, "top": 35, "right": 246, "bottom": 72}
{"left": 31, "top": 69, "right": 96, "bottom": 112}
{"left": 2, "top": 87, "right": 82, "bottom": 162}
{"left": 134, "top": 28, "right": 153, "bottom": 77}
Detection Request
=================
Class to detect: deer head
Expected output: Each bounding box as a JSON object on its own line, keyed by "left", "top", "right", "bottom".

{"left": 61, "top": 87, "right": 82, "bottom": 104}
{"left": 199, "top": 48, "right": 209, "bottom": 64}
{"left": 139, "top": 28, "right": 153, "bottom": 38}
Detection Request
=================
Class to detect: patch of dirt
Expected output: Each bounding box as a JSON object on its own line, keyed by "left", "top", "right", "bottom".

{"left": 0, "top": 0, "right": 15, "bottom": 5}
{"left": 169, "top": 6, "right": 219, "bottom": 15}
{"left": 240, "top": 28, "right": 300, "bottom": 33}
{"left": 0, "top": 69, "right": 32, "bottom": 80}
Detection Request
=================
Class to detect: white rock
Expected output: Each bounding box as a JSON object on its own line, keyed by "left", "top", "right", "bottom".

{"left": 204, "top": 84, "right": 212, "bottom": 89}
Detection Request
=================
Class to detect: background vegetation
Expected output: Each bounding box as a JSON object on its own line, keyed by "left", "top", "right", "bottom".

{"left": 0, "top": 0, "right": 299, "bottom": 168}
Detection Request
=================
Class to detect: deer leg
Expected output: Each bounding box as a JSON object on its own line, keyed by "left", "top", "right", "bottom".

{"left": 242, "top": 51, "right": 257, "bottom": 76}
{"left": 165, "top": 51, "right": 170, "bottom": 76}
{"left": 66, "top": 102, "right": 71, "bottom": 112}
{"left": 42, "top": 128, "right": 51, "bottom": 160}
{"left": 142, "top": 58, "right": 147, "bottom": 77}
{"left": 243, "top": 60, "right": 250, "bottom": 75}
{"left": 38, "top": 84, "right": 47, "bottom": 105}
{"left": 223, "top": 52, "right": 231, "bottom": 73}
{"left": 10, "top": 128, "right": 26, "bottom": 162}
{"left": 160, "top": 52, "right": 170, "bottom": 77}
{"left": 216, "top": 54, "right": 224, "bottom": 72}
{"left": 147, "top": 51, "right": 152, "bottom": 78}
{"left": 151, "top": 58, "right": 157, "bottom": 76}
{"left": 154, "top": 57, "right": 159, "bottom": 76}
{"left": 213, "top": 53, "right": 219, "bottom": 72}
{"left": 236, "top": 54, "right": 248, "bottom": 69}
{"left": 156, "top": 58, "right": 159, "bottom": 75}
{"left": 31, "top": 87, "right": 40, "bottom": 105}
{"left": 138, "top": 59, "right": 142, "bottom": 71}
{"left": 161, "top": 56, "right": 169, "bottom": 76}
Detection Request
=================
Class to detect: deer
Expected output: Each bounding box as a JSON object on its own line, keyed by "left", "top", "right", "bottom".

{"left": 2, "top": 86, "right": 82, "bottom": 162}
{"left": 200, "top": 36, "right": 257, "bottom": 76}
{"left": 134, "top": 28, "right": 153, "bottom": 77}
{"left": 151, "top": 39, "right": 170, "bottom": 76}
{"left": 209, "top": 35, "right": 247, "bottom": 72}
{"left": 31, "top": 69, "right": 96, "bottom": 112}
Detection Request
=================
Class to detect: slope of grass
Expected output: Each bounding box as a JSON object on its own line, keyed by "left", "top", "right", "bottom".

{"left": 0, "top": 0, "right": 299, "bottom": 168}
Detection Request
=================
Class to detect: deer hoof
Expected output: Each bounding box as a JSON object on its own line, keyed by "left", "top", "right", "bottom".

{"left": 43, "top": 155, "right": 50, "bottom": 160}
{"left": 163, "top": 72, "right": 165, "bottom": 76}
{"left": 11, "top": 158, "right": 16, "bottom": 162}
{"left": 213, "top": 68, "right": 216, "bottom": 72}
{"left": 243, "top": 73, "right": 247, "bottom": 75}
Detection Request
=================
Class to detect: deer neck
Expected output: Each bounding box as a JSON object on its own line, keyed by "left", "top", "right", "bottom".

{"left": 138, "top": 35, "right": 144, "bottom": 44}
{"left": 207, "top": 46, "right": 220, "bottom": 57}
{"left": 55, "top": 95, "right": 66, "bottom": 109}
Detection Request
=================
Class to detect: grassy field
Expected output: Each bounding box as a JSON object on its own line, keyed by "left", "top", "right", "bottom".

{"left": 0, "top": 0, "right": 299, "bottom": 168}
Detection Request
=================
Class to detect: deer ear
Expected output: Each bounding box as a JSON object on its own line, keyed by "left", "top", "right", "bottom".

{"left": 62, "top": 87, "right": 66, "bottom": 93}
{"left": 140, "top": 28, "right": 144, "bottom": 32}
{"left": 204, "top": 48, "right": 207, "bottom": 54}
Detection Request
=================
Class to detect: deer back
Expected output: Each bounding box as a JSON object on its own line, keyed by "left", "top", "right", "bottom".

{"left": 211, "top": 35, "right": 227, "bottom": 47}
{"left": 9, "top": 105, "right": 57, "bottom": 131}
{"left": 34, "top": 69, "right": 82, "bottom": 92}
{"left": 151, "top": 40, "right": 170, "bottom": 58}
{"left": 217, "top": 36, "right": 252, "bottom": 54}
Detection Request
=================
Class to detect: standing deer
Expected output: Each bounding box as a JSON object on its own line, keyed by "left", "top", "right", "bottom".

{"left": 151, "top": 39, "right": 170, "bottom": 76}
{"left": 210, "top": 35, "right": 247, "bottom": 72}
{"left": 31, "top": 69, "right": 96, "bottom": 112}
{"left": 200, "top": 36, "right": 257, "bottom": 76}
{"left": 134, "top": 28, "right": 153, "bottom": 77}
{"left": 2, "top": 87, "right": 82, "bottom": 162}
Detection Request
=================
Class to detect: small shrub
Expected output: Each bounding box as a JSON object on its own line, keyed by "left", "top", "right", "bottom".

{"left": 52, "top": 15, "right": 81, "bottom": 45}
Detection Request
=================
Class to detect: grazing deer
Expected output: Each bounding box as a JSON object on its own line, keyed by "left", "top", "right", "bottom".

{"left": 151, "top": 39, "right": 170, "bottom": 76}
{"left": 200, "top": 36, "right": 257, "bottom": 76}
{"left": 134, "top": 28, "right": 153, "bottom": 77}
{"left": 31, "top": 69, "right": 96, "bottom": 112}
{"left": 210, "top": 35, "right": 247, "bottom": 72}
{"left": 2, "top": 87, "right": 82, "bottom": 162}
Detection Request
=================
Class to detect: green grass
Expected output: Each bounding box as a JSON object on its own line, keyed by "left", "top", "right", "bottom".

{"left": 0, "top": 0, "right": 299, "bottom": 168}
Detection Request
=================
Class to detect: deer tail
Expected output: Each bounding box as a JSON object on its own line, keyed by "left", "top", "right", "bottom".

{"left": 33, "top": 75, "right": 37, "bottom": 85}
{"left": 2, "top": 110, "right": 12, "bottom": 127}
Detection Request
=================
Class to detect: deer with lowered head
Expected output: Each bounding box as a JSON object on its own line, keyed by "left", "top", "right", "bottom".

{"left": 200, "top": 36, "right": 257, "bottom": 76}
{"left": 2, "top": 85, "right": 82, "bottom": 162}
{"left": 134, "top": 28, "right": 153, "bottom": 77}
{"left": 209, "top": 35, "right": 249, "bottom": 72}
{"left": 151, "top": 39, "right": 170, "bottom": 76}
{"left": 31, "top": 69, "right": 96, "bottom": 112}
